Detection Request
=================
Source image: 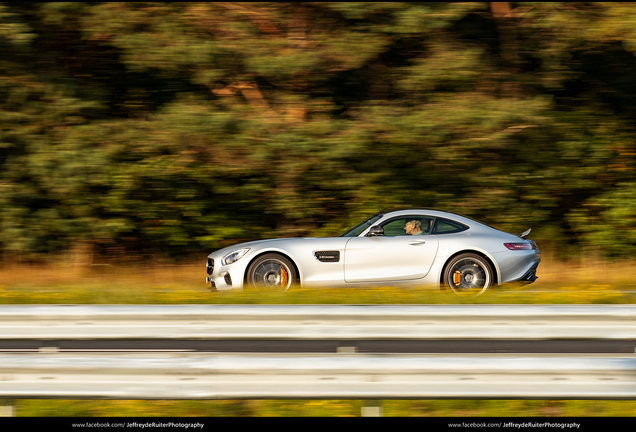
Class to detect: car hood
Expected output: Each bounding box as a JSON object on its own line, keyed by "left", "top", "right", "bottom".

{"left": 209, "top": 237, "right": 316, "bottom": 257}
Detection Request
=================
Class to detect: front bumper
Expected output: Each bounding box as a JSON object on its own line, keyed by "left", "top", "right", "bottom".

{"left": 205, "top": 256, "right": 247, "bottom": 291}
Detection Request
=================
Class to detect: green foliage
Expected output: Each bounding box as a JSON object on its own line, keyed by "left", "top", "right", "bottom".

{"left": 2, "top": 2, "right": 636, "bottom": 260}
{"left": 15, "top": 398, "right": 636, "bottom": 417}
{"left": 0, "top": 4, "right": 35, "bottom": 45}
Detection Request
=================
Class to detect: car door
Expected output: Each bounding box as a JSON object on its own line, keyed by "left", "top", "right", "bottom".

{"left": 343, "top": 216, "right": 439, "bottom": 283}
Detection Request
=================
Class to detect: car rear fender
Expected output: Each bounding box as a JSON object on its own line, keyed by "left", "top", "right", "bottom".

{"left": 438, "top": 249, "right": 500, "bottom": 286}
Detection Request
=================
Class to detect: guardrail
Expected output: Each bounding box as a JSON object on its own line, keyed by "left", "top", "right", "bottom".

{"left": 0, "top": 304, "right": 635, "bottom": 340}
{"left": 1, "top": 353, "right": 636, "bottom": 399}
{"left": 0, "top": 305, "right": 634, "bottom": 400}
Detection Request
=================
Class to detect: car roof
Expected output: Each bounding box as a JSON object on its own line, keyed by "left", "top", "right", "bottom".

{"left": 379, "top": 207, "right": 464, "bottom": 215}
{"left": 378, "top": 207, "right": 472, "bottom": 220}
{"left": 375, "top": 208, "right": 501, "bottom": 231}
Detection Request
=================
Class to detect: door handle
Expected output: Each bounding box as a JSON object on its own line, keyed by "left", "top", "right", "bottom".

{"left": 409, "top": 241, "right": 426, "bottom": 245}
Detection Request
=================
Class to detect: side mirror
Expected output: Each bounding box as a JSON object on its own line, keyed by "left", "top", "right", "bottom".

{"left": 367, "top": 225, "right": 384, "bottom": 237}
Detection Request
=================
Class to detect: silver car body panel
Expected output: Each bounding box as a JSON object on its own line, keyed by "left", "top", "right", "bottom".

{"left": 206, "top": 209, "right": 541, "bottom": 291}
{"left": 343, "top": 235, "right": 439, "bottom": 282}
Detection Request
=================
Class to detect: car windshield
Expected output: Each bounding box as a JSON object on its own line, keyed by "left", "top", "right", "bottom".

{"left": 338, "top": 214, "right": 383, "bottom": 237}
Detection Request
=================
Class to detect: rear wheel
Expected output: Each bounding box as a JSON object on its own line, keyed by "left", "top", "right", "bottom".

{"left": 246, "top": 253, "right": 297, "bottom": 292}
{"left": 443, "top": 253, "right": 494, "bottom": 297}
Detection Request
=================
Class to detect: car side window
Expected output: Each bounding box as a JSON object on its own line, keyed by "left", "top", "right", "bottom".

{"left": 381, "top": 217, "right": 434, "bottom": 236}
{"left": 432, "top": 217, "right": 469, "bottom": 234}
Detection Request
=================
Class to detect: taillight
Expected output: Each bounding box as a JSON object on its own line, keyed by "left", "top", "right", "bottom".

{"left": 504, "top": 242, "right": 532, "bottom": 250}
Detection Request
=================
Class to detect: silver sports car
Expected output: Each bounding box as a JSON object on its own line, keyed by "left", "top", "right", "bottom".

{"left": 205, "top": 208, "right": 540, "bottom": 296}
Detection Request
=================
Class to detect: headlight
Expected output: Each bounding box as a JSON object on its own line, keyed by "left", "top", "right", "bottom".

{"left": 221, "top": 248, "right": 250, "bottom": 265}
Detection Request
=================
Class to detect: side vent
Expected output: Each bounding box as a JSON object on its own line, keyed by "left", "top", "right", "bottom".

{"left": 314, "top": 251, "right": 340, "bottom": 263}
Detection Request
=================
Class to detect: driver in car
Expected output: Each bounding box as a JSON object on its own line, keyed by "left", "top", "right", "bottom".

{"left": 404, "top": 220, "right": 423, "bottom": 235}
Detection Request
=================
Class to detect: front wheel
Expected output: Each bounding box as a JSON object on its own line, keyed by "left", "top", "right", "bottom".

{"left": 443, "top": 253, "right": 494, "bottom": 297}
{"left": 246, "top": 253, "right": 297, "bottom": 292}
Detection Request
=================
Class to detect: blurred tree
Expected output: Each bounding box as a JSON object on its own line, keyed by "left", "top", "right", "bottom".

{"left": 2, "top": 2, "right": 636, "bottom": 261}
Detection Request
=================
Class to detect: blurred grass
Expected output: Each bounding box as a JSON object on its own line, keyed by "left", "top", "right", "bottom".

{"left": 8, "top": 399, "right": 636, "bottom": 417}
{"left": 0, "top": 252, "right": 635, "bottom": 304}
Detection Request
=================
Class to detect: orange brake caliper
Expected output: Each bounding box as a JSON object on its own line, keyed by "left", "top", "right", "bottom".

{"left": 281, "top": 266, "right": 288, "bottom": 287}
{"left": 453, "top": 271, "right": 461, "bottom": 286}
